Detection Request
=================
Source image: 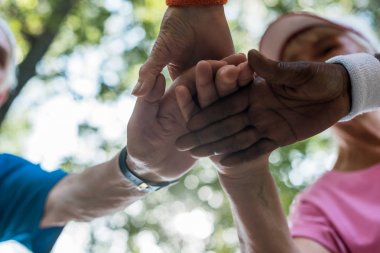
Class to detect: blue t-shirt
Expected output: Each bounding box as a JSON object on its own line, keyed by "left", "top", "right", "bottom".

{"left": 0, "top": 154, "right": 68, "bottom": 253}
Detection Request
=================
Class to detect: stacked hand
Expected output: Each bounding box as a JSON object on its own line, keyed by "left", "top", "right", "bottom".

{"left": 176, "top": 50, "right": 351, "bottom": 167}
{"left": 127, "top": 54, "right": 246, "bottom": 182}
{"left": 175, "top": 56, "right": 264, "bottom": 177}
{"left": 133, "top": 6, "right": 234, "bottom": 96}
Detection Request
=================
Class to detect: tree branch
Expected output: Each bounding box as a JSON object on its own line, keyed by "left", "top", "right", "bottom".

{"left": 0, "top": 0, "right": 77, "bottom": 127}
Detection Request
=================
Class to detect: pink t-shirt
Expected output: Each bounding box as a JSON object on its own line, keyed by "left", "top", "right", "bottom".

{"left": 290, "top": 163, "right": 380, "bottom": 253}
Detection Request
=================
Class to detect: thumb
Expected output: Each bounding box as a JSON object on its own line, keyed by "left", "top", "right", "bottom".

{"left": 248, "top": 49, "right": 314, "bottom": 88}
{"left": 134, "top": 74, "right": 166, "bottom": 119}
{"left": 133, "top": 37, "right": 171, "bottom": 97}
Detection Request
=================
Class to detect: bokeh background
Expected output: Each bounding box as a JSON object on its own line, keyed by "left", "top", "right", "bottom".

{"left": 0, "top": 0, "right": 379, "bottom": 252}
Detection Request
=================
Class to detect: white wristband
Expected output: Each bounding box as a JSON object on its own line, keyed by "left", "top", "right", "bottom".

{"left": 326, "top": 53, "right": 380, "bottom": 121}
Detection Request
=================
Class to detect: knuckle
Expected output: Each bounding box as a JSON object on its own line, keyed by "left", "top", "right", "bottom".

{"left": 259, "top": 139, "right": 276, "bottom": 154}
{"left": 231, "top": 134, "right": 246, "bottom": 151}
{"left": 237, "top": 113, "right": 250, "bottom": 128}
{"left": 246, "top": 129, "right": 259, "bottom": 143}
{"left": 138, "top": 65, "right": 147, "bottom": 76}
{"left": 241, "top": 151, "right": 254, "bottom": 164}
{"left": 295, "top": 61, "right": 315, "bottom": 82}
{"left": 152, "top": 36, "right": 172, "bottom": 57}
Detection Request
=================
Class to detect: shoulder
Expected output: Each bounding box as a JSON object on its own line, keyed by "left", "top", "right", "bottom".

{"left": 0, "top": 153, "right": 67, "bottom": 190}
{"left": 0, "top": 153, "right": 34, "bottom": 169}
{"left": 0, "top": 154, "right": 68, "bottom": 252}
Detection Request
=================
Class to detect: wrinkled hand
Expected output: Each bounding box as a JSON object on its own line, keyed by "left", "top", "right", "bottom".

{"left": 176, "top": 58, "right": 256, "bottom": 177}
{"left": 133, "top": 6, "right": 234, "bottom": 96}
{"left": 127, "top": 54, "right": 246, "bottom": 182}
{"left": 176, "top": 49, "right": 351, "bottom": 167}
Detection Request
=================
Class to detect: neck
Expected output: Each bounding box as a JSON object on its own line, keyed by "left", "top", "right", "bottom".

{"left": 333, "top": 137, "right": 380, "bottom": 172}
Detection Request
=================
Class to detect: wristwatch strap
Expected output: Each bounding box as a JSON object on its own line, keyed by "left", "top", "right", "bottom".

{"left": 118, "top": 147, "right": 177, "bottom": 193}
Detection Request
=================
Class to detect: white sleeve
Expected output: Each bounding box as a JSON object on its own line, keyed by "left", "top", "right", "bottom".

{"left": 326, "top": 53, "right": 380, "bottom": 121}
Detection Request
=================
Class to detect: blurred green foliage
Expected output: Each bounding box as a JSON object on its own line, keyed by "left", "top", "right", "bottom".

{"left": 0, "top": 0, "right": 378, "bottom": 252}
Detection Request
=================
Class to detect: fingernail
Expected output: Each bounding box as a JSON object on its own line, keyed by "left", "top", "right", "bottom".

{"left": 132, "top": 81, "right": 142, "bottom": 95}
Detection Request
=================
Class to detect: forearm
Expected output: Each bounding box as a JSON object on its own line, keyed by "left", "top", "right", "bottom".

{"left": 41, "top": 153, "right": 145, "bottom": 227}
{"left": 219, "top": 163, "right": 299, "bottom": 253}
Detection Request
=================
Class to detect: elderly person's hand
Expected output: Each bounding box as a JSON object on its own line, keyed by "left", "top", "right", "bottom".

{"left": 133, "top": 6, "right": 234, "bottom": 96}
{"left": 175, "top": 57, "right": 254, "bottom": 175}
{"left": 127, "top": 54, "right": 246, "bottom": 182}
{"left": 176, "top": 50, "right": 351, "bottom": 167}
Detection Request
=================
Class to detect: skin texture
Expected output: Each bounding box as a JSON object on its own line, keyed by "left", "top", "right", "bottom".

{"left": 127, "top": 54, "right": 246, "bottom": 182}
{"left": 133, "top": 6, "right": 234, "bottom": 96}
{"left": 176, "top": 49, "right": 351, "bottom": 167}
{"left": 41, "top": 155, "right": 145, "bottom": 227}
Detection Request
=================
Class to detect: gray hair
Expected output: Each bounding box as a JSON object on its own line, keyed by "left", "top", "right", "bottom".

{"left": 0, "top": 17, "right": 17, "bottom": 92}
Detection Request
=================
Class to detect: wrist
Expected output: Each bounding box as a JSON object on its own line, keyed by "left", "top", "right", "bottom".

{"left": 217, "top": 157, "right": 270, "bottom": 197}
{"left": 219, "top": 167, "right": 274, "bottom": 206}
{"left": 126, "top": 151, "right": 164, "bottom": 183}
{"left": 123, "top": 147, "right": 178, "bottom": 192}
{"left": 327, "top": 53, "right": 380, "bottom": 121}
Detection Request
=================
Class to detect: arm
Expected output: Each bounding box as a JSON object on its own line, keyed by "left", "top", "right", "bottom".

{"left": 41, "top": 72, "right": 189, "bottom": 227}
{"left": 219, "top": 161, "right": 331, "bottom": 253}
{"left": 40, "top": 154, "right": 144, "bottom": 227}
{"left": 134, "top": 0, "right": 233, "bottom": 96}
{"left": 219, "top": 161, "right": 298, "bottom": 253}
{"left": 176, "top": 60, "right": 331, "bottom": 253}
{"left": 41, "top": 54, "right": 247, "bottom": 227}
